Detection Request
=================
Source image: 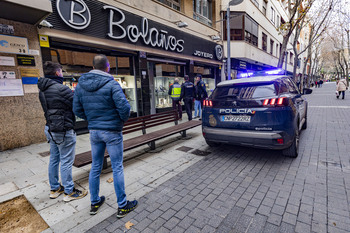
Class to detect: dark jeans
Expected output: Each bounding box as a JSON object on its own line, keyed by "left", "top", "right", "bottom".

{"left": 184, "top": 98, "right": 193, "bottom": 121}
{"left": 172, "top": 99, "right": 182, "bottom": 119}
{"left": 338, "top": 91, "right": 345, "bottom": 99}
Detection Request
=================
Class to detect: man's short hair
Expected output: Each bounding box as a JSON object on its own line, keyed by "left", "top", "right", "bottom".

{"left": 184, "top": 75, "right": 189, "bottom": 81}
{"left": 44, "top": 61, "right": 62, "bottom": 76}
{"left": 93, "top": 54, "right": 109, "bottom": 71}
{"left": 196, "top": 74, "right": 202, "bottom": 79}
{"left": 175, "top": 78, "right": 179, "bottom": 82}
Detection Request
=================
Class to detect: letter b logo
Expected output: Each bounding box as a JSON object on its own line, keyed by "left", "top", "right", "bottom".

{"left": 57, "top": 0, "right": 91, "bottom": 30}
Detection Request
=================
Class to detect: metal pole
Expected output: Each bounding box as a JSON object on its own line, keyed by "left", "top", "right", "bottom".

{"left": 227, "top": 6, "right": 231, "bottom": 80}
{"left": 285, "top": 52, "right": 287, "bottom": 75}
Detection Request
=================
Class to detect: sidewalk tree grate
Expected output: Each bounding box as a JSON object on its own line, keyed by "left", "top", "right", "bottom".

{"left": 176, "top": 146, "right": 193, "bottom": 152}
{"left": 39, "top": 151, "right": 50, "bottom": 157}
{"left": 191, "top": 149, "right": 211, "bottom": 156}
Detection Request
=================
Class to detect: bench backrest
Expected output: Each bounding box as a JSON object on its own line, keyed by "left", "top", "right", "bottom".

{"left": 123, "top": 110, "right": 179, "bottom": 135}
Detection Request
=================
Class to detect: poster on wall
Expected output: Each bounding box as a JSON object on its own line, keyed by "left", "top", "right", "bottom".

{"left": 0, "top": 34, "right": 28, "bottom": 54}
{"left": 0, "top": 79, "right": 24, "bottom": 96}
{"left": 0, "top": 56, "right": 15, "bottom": 66}
{"left": 0, "top": 71, "right": 16, "bottom": 79}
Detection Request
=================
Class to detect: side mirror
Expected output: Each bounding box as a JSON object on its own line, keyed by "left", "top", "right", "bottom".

{"left": 303, "top": 88, "right": 313, "bottom": 95}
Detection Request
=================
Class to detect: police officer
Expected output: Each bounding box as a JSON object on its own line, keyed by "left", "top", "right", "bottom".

{"left": 168, "top": 78, "right": 182, "bottom": 120}
{"left": 181, "top": 75, "right": 195, "bottom": 121}
{"left": 195, "top": 74, "right": 208, "bottom": 120}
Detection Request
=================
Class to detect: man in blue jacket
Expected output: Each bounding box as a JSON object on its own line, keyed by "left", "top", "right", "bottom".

{"left": 73, "top": 54, "right": 137, "bottom": 217}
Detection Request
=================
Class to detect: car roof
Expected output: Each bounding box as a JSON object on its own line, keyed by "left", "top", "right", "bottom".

{"left": 217, "top": 75, "right": 288, "bottom": 87}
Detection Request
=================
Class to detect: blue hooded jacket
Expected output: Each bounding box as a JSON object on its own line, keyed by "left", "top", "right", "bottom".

{"left": 73, "top": 70, "right": 130, "bottom": 131}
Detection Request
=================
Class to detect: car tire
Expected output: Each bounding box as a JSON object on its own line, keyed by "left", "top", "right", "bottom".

{"left": 205, "top": 140, "right": 220, "bottom": 147}
{"left": 282, "top": 129, "right": 299, "bottom": 158}
{"left": 302, "top": 113, "right": 307, "bottom": 130}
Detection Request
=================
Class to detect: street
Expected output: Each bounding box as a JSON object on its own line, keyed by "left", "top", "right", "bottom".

{"left": 88, "top": 82, "right": 350, "bottom": 233}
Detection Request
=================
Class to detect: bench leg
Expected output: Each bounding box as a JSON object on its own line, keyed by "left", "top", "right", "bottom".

{"left": 149, "top": 141, "right": 156, "bottom": 150}
{"left": 177, "top": 130, "right": 192, "bottom": 140}
{"left": 102, "top": 157, "right": 108, "bottom": 169}
{"left": 146, "top": 141, "right": 163, "bottom": 153}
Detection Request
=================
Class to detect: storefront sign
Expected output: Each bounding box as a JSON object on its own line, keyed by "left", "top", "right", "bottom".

{"left": 0, "top": 79, "right": 24, "bottom": 96}
{"left": 0, "top": 71, "right": 16, "bottom": 79}
{"left": 0, "top": 56, "right": 15, "bottom": 66}
{"left": 17, "top": 55, "right": 36, "bottom": 66}
{"left": 0, "top": 35, "right": 28, "bottom": 54}
{"left": 20, "top": 68, "right": 40, "bottom": 78}
{"left": 39, "top": 35, "right": 50, "bottom": 47}
{"left": 239, "top": 61, "right": 247, "bottom": 69}
{"left": 48, "top": 0, "right": 222, "bottom": 61}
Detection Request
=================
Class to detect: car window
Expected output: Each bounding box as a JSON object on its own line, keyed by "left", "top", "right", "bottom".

{"left": 212, "top": 83, "right": 277, "bottom": 100}
{"left": 284, "top": 78, "right": 299, "bottom": 94}
{"left": 279, "top": 81, "right": 289, "bottom": 94}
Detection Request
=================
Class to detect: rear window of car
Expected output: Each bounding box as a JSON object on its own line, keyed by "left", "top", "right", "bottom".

{"left": 212, "top": 83, "right": 278, "bottom": 100}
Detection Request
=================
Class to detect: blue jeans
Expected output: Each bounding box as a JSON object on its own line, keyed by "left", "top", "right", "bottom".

{"left": 89, "top": 130, "right": 127, "bottom": 207}
{"left": 194, "top": 100, "right": 201, "bottom": 117}
{"left": 44, "top": 126, "right": 76, "bottom": 194}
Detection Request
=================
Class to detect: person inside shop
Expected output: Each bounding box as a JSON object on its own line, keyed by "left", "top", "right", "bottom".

{"left": 181, "top": 75, "right": 195, "bottom": 121}
{"left": 38, "top": 61, "right": 88, "bottom": 202}
{"left": 168, "top": 77, "right": 183, "bottom": 120}
{"left": 73, "top": 54, "right": 138, "bottom": 217}
{"left": 194, "top": 74, "right": 208, "bottom": 120}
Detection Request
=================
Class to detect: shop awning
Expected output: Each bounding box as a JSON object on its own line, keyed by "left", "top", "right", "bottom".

{"left": 0, "top": 0, "right": 52, "bottom": 25}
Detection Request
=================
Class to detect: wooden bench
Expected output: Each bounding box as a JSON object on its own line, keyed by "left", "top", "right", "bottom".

{"left": 73, "top": 110, "right": 202, "bottom": 168}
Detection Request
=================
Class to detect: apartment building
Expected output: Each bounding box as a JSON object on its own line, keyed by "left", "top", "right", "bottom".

{"left": 221, "top": 0, "right": 308, "bottom": 78}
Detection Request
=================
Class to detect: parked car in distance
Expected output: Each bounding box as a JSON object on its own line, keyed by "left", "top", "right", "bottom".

{"left": 202, "top": 70, "right": 313, "bottom": 158}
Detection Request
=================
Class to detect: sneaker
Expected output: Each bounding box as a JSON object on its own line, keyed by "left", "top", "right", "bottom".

{"left": 117, "top": 200, "right": 138, "bottom": 218}
{"left": 90, "top": 196, "right": 105, "bottom": 215}
{"left": 63, "top": 188, "right": 88, "bottom": 202}
{"left": 50, "top": 185, "right": 64, "bottom": 199}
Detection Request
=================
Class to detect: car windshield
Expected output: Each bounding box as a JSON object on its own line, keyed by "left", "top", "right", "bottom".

{"left": 212, "top": 83, "right": 277, "bottom": 100}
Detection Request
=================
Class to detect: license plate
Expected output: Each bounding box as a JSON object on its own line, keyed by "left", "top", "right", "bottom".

{"left": 222, "top": 115, "right": 251, "bottom": 122}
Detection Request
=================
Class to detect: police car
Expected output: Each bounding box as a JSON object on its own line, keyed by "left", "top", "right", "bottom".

{"left": 202, "top": 70, "right": 312, "bottom": 158}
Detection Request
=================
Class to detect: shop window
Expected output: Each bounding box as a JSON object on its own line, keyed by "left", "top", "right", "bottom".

{"left": 51, "top": 49, "right": 137, "bottom": 116}
{"left": 270, "top": 39, "right": 274, "bottom": 55}
{"left": 262, "top": 33, "right": 267, "bottom": 51}
{"left": 194, "top": 66, "right": 215, "bottom": 96}
{"left": 193, "top": 0, "right": 212, "bottom": 26}
{"left": 157, "top": 0, "right": 181, "bottom": 11}
{"left": 154, "top": 63, "right": 184, "bottom": 109}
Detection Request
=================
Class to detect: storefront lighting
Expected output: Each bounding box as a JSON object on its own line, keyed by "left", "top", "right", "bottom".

{"left": 210, "top": 35, "right": 221, "bottom": 41}
{"left": 174, "top": 21, "right": 188, "bottom": 28}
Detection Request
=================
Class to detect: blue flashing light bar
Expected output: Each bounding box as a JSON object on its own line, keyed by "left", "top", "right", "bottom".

{"left": 265, "top": 69, "right": 284, "bottom": 75}
{"left": 238, "top": 72, "right": 253, "bottom": 78}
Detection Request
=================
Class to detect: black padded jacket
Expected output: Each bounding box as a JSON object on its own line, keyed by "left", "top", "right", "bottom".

{"left": 37, "top": 76, "right": 75, "bottom": 132}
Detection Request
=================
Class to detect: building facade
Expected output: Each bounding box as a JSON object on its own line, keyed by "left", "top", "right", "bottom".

{"left": 221, "top": 0, "right": 309, "bottom": 78}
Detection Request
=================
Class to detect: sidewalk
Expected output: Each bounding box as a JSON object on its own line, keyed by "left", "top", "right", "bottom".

{"left": 0, "top": 114, "right": 207, "bottom": 232}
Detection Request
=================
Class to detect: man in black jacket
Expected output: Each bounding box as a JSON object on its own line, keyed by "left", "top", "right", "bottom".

{"left": 38, "top": 61, "right": 87, "bottom": 202}
{"left": 181, "top": 75, "right": 195, "bottom": 121}
{"left": 194, "top": 74, "right": 208, "bottom": 120}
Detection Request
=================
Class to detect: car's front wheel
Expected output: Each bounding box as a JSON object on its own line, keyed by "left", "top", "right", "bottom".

{"left": 282, "top": 129, "right": 299, "bottom": 158}
{"left": 205, "top": 140, "right": 221, "bottom": 147}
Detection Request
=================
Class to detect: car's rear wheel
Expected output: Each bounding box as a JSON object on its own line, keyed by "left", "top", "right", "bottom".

{"left": 205, "top": 140, "right": 221, "bottom": 147}
{"left": 282, "top": 129, "right": 299, "bottom": 158}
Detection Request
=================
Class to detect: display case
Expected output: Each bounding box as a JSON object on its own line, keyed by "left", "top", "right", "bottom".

{"left": 202, "top": 77, "right": 215, "bottom": 97}
{"left": 155, "top": 76, "right": 184, "bottom": 108}
{"left": 113, "top": 75, "right": 137, "bottom": 114}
